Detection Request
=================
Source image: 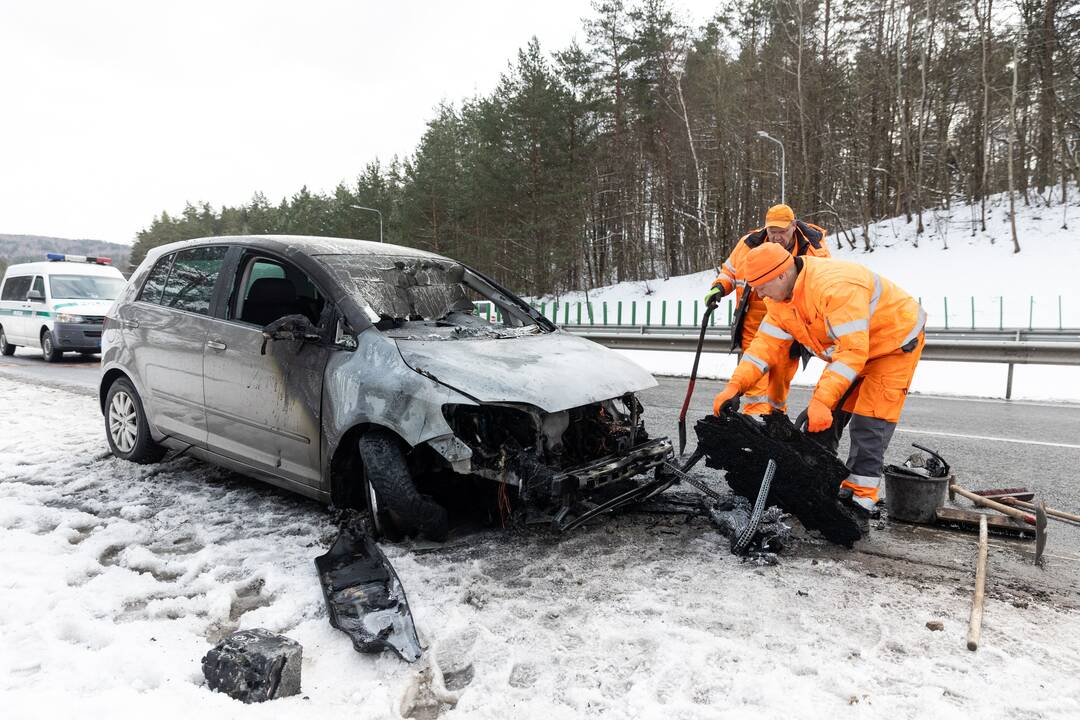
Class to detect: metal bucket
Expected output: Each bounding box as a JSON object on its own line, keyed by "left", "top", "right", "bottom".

{"left": 884, "top": 469, "right": 952, "bottom": 524}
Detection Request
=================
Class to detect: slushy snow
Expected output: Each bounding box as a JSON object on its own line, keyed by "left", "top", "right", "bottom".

{"left": 2, "top": 378, "right": 1079, "bottom": 718}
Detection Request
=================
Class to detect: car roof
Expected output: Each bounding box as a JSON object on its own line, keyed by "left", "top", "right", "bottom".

{"left": 146, "top": 235, "right": 451, "bottom": 262}
{"left": 3, "top": 261, "right": 124, "bottom": 277}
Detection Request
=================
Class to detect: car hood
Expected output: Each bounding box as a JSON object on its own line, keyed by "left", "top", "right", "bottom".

{"left": 394, "top": 330, "right": 657, "bottom": 413}
{"left": 50, "top": 299, "right": 115, "bottom": 317}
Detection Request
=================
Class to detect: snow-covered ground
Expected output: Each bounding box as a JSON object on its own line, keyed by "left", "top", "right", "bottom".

{"left": 3, "top": 378, "right": 1079, "bottom": 719}
{"left": 534, "top": 190, "right": 1080, "bottom": 401}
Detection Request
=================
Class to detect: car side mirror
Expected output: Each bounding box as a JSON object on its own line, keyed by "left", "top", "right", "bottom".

{"left": 260, "top": 314, "right": 321, "bottom": 355}
{"left": 27, "top": 290, "right": 45, "bottom": 302}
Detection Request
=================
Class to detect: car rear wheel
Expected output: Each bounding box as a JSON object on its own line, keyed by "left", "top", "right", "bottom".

{"left": 358, "top": 430, "right": 448, "bottom": 542}
{"left": 0, "top": 327, "right": 14, "bottom": 356}
{"left": 104, "top": 378, "right": 167, "bottom": 464}
{"left": 40, "top": 330, "right": 63, "bottom": 363}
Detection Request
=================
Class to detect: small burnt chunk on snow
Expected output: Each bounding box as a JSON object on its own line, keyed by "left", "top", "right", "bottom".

{"left": 201, "top": 629, "right": 302, "bottom": 703}
{"left": 695, "top": 411, "right": 863, "bottom": 547}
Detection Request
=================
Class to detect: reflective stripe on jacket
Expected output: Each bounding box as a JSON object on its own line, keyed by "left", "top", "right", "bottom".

{"left": 710, "top": 221, "right": 830, "bottom": 344}
{"left": 730, "top": 256, "right": 926, "bottom": 410}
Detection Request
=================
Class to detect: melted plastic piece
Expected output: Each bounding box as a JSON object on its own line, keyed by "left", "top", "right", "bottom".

{"left": 314, "top": 527, "right": 422, "bottom": 663}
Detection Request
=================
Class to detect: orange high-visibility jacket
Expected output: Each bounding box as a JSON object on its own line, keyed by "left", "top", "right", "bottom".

{"left": 711, "top": 221, "right": 830, "bottom": 345}
{"left": 730, "top": 256, "right": 927, "bottom": 410}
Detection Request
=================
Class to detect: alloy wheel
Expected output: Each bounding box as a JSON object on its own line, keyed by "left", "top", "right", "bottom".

{"left": 108, "top": 391, "right": 138, "bottom": 453}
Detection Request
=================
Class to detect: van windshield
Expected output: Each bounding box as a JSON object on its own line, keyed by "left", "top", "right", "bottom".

{"left": 49, "top": 275, "right": 126, "bottom": 300}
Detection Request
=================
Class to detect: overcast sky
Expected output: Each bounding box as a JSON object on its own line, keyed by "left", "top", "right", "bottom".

{"left": 1, "top": 1, "right": 718, "bottom": 244}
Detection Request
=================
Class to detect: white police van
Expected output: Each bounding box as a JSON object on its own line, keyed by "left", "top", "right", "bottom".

{"left": 0, "top": 253, "right": 126, "bottom": 362}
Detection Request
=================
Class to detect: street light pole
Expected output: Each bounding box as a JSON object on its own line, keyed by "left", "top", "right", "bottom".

{"left": 756, "top": 130, "right": 785, "bottom": 204}
{"left": 350, "top": 205, "right": 384, "bottom": 243}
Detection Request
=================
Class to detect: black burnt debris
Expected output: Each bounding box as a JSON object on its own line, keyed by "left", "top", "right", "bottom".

{"left": 202, "top": 629, "right": 303, "bottom": 703}
{"left": 694, "top": 410, "right": 864, "bottom": 547}
{"left": 709, "top": 497, "right": 792, "bottom": 562}
{"left": 314, "top": 526, "right": 423, "bottom": 663}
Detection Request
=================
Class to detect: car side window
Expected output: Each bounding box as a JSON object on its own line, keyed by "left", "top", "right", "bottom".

{"left": 159, "top": 247, "right": 228, "bottom": 315}
{"left": 30, "top": 276, "right": 46, "bottom": 302}
{"left": 1, "top": 276, "right": 32, "bottom": 301}
{"left": 139, "top": 254, "right": 174, "bottom": 305}
{"left": 231, "top": 255, "right": 325, "bottom": 328}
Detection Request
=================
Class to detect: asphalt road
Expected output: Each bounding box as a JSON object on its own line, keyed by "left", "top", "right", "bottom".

{"left": 2, "top": 347, "right": 1078, "bottom": 508}
{"left": 2, "top": 346, "right": 1078, "bottom": 592}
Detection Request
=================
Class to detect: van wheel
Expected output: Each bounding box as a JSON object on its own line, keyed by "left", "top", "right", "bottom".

{"left": 0, "top": 327, "right": 14, "bottom": 356}
{"left": 40, "top": 330, "right": 63, "bottom": 362}
{"left": 104, "top": 378, "right": 167, "bottom": 464}
{"left": 358, "top": 430, "right": 449, "bottom": 542}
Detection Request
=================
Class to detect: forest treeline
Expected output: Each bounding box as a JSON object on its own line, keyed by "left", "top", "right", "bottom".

{"left": 131, "top": 0, "right": 1080, "bottom": 296}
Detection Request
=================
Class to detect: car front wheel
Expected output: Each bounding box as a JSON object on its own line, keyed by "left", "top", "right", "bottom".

{"left": 104, "top": 378, "right": 167, "bottom": 464}
{"left": 41, "top": 330, "right": 63, "bottom": 362}
{"left": 358, "top": 430, "right": 449, "bottom": 542}
{"left": 0, "top": 327, "right": 14, "bottom": 356}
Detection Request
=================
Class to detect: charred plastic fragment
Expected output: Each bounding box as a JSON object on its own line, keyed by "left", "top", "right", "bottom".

{"left": 694, "top": 411, "right": 863, "bottom": 547}
{"left": 314, "top": 526, "right": 422, "bottom": 662}
{"left": 710, "top": 498, "right": 792, "bottom": 560}
{"left": 201, "top": 629, "right": 303, "bottom": 703}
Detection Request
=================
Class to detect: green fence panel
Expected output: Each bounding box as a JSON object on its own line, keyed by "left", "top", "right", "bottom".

{"left": 587, "top": 302, "right": 594, "bottom": 324}
{"left": 693, "top": 300, "right": 699, "bottom": 326}
{"left": 631, "top": 301, "right": 637, "bottom": 325}
{"left": 646, "top": 301, "right": 652, "bottom": 326}
{"left": 602, "top": 301, "right": 608, "bottom": 325}
{"left": 661, "top": 300, "right": 667, "bottom": 326}
{"left": 563, "top": 302, "right": 570, "bottom": 325}
{"left": 1029, "top": 296, "right": 1034, "bottom": 330}
{"left": 677, "top": 300, "right": 682, "bottom": 326}
{"left": 943, "top": 297, "right": 949, "bottom": 329}
{"left": 617, "top": 300, "right": 623, "bottom": 325}
{"left": 576, "top": 302, "right": 582, "bottom": 324}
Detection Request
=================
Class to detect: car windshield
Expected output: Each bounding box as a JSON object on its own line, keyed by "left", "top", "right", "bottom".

{"left": 49, "top": 274, "right": 125, "bottom": 300}
{"left": 316, "top": 254, "right": 548, "bottom": 339}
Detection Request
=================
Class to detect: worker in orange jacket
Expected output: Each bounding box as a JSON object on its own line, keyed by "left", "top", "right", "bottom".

{"left": 712, "top": 243, "right": 926, "bottom": 515}
{"left": 704, "top": 204, "right": 830, "bottom": 416}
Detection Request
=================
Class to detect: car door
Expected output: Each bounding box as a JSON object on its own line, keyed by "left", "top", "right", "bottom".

{"left": 122, "top": 246, "right": 229, "bottom": 446}
{"left": 203, "top": 251, "right": 332, "bottom": 489}
{"left": 0, "top": 275, "right": 33, "bottom": 343}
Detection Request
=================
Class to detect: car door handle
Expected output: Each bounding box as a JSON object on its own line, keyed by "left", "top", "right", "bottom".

{"left": 206, "top": 340, "right": 227, "bottom": 351}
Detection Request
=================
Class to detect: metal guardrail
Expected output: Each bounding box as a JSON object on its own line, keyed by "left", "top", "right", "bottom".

{"left": 562, "top": 325, "right": 1080, "bottom": 399}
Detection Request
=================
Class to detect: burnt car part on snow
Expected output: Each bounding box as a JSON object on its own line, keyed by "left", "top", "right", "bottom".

{"left": 99, "top": 236, "right": 669, "bottom": 542}
{"left": 314, "top": 526, "right": 422, "bottom": 663}
{"left": 694, "top": 409, "right": 864, "bottom": 547}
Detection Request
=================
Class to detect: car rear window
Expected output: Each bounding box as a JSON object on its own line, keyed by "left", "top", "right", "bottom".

{"left": 159, "top": 247, "right": 228, "bottom": 315}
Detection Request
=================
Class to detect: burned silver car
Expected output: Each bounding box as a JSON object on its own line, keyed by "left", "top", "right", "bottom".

{"left": 100, "top": 236, "right": 672, "bottom": 540}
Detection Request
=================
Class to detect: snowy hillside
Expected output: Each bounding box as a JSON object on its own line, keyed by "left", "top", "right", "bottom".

{"left": 536, "top": 190, "right": 1080, "bottom": 402}
{"left": 538, "top": 189, "right": 1079, "bottom": 329}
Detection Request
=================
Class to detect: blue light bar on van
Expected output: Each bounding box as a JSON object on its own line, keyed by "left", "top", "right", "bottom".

{"left": 46, "top": 253, "right": 112, "bottom": 265}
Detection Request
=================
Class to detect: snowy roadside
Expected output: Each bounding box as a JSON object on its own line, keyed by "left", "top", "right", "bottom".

{"left": 2, "top": 378, "right": 1079, "bottom": 719}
